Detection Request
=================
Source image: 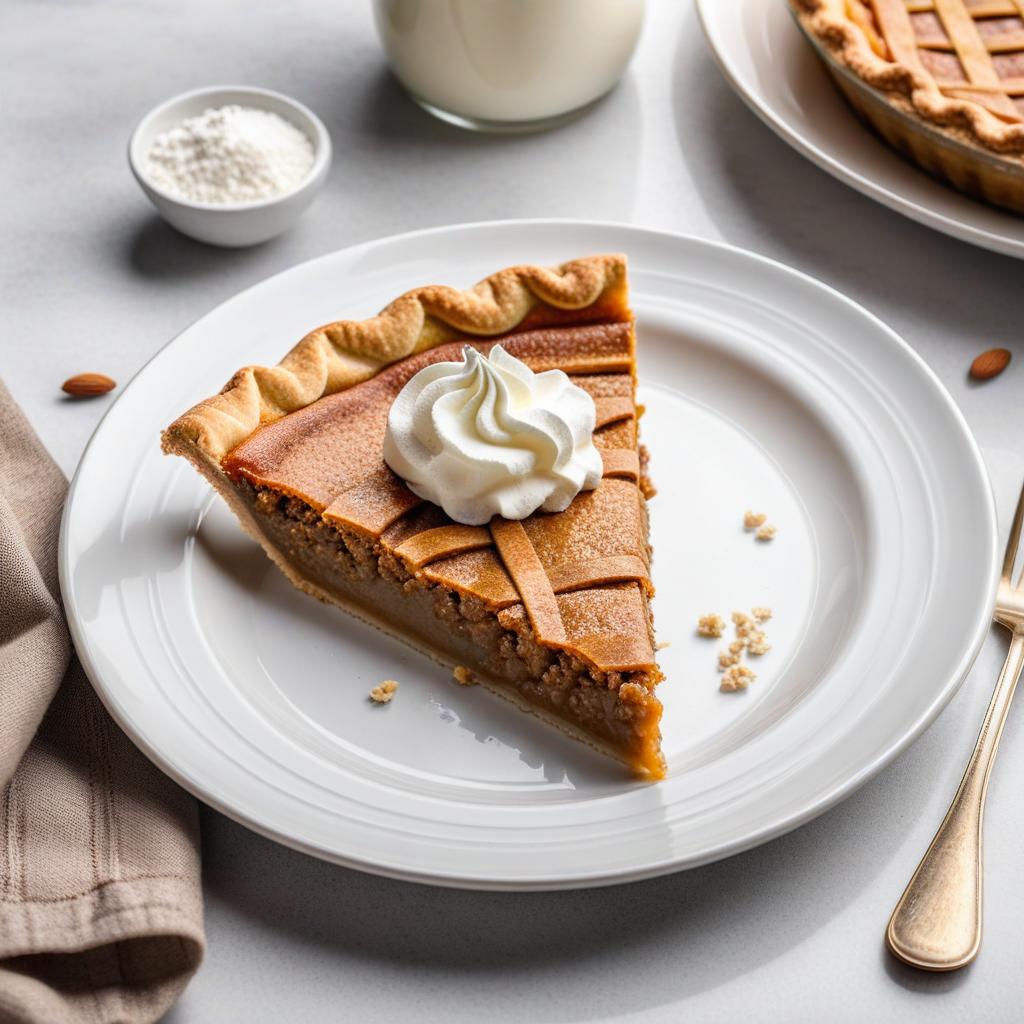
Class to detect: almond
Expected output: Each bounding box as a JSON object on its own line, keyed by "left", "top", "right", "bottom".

{"left": 970, "top": 348, "right": 1011, "bottom": 382}
{"left": 62, "top": 373, "right": 116, "bottom": 398}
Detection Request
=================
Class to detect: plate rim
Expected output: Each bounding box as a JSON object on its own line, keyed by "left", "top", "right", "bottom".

{"left": 693, "top": 0, "right": 1024, "bottom": 261}
{"left": 59, "top": 218, "right": 999, "bottom": 890}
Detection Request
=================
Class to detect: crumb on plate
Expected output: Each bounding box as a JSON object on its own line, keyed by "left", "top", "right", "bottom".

{"left": 718, "top": 648, "right": 741, "bottom": 670}
{"left": 453, "top": 665, "right": 476, "bottom": 686}
{"left": 369, "top": 679, "right": 399, "bottom": 704}
{"left": 732, "top": 611, "right": 756, "bottom": 638}
{"left": 744, "top": 510, "right": 767, "bottom": 529}
{"left": 747, "top": 632, "right": 772, "bottom": 656}
{"left": 755, "top": 524, "right": 777, "bottom": 542}
{"left": 720, "top": 665, "right": 755, "bottom": 692}
{"left": 711, "top": 607, "right": 776, "bottom": 690}
{"left": 697, "top": 614, "right": 726, "bottom": 638}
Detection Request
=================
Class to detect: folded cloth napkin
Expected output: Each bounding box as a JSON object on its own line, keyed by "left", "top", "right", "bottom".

{"left": 0, "top": 379, "right": 203, "bottom": 1024}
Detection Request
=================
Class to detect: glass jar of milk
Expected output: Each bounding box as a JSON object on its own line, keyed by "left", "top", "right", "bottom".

{"left": 372, "top": 0, "right": 646, "bottom": 132}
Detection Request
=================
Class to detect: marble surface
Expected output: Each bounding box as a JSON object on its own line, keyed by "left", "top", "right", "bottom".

{"left": 4, "top": 1, "right": 1023, "bottom": 1020}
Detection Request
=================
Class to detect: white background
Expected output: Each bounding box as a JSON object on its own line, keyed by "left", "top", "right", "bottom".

{"left": 4, "top": 1, "right": 1023, "bottom": 1020}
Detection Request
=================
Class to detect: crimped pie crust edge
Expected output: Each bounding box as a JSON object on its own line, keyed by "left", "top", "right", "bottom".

{"left": 161, "top": 254, "right": 628, "bottom": 467}
{"left": 791, "top": 0, "right": 1024, "bottom": 158}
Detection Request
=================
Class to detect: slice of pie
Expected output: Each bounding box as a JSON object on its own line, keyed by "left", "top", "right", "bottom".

{"left": 791, "top": 0, "right": 1024, "bottom": 213}
{"left": 162, "top": 255, "right": 666, "bottom": 778}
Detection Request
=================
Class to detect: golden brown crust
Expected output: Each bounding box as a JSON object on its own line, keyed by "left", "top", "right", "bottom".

{"left": 791, "top": 0, "right": 1024, "bottom": 158}
{"left": 593, "top": 396, "right": 635, "bottom": 430}
{"left": 490, "top": 518, "right": 568, "bottom": 646}
{"left": 600, "top": 449, "right": 640, "bottom": 482}
{"left": 393, "top": 525, "right": 493, "bottom": 570}
{"left": 546, "top": 554, "right": 651, "bottom": 596}
{"left": 323, "top": 468, "right": 422, "bottom": 536}
{"left": 161, "top": 255, "right": 630, "bottom": 466}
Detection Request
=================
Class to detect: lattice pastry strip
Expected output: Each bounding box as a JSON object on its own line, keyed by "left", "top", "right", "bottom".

{"left": 933, "top": 0, "right": 1021, "bottom": 116}
{"left": 868, "top": 0, "right": 1024, "bottom": 118}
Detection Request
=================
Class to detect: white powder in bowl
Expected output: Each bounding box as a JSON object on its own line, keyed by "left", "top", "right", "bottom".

{"left": 146, "top": 104, "right": 316, "bottom": 205}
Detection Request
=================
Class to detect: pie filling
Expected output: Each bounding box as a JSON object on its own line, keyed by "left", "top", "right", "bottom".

{"left": 220, "top": 322, "right": 666, "bottom": 778}
{"left": 231, "top": 479, "right": 664, "bottom": 774}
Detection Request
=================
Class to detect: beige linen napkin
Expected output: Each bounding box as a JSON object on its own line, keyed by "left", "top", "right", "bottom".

{"left": 0, "top": 380, "right": 203, "bottom": 1024}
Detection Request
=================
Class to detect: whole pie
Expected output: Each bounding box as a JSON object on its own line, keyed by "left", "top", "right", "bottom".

{"left": 791, "top": 0, "right": 1024, "bottom": 213}
{"left": 162, "top": 256, "right": 667, "bottom": 779}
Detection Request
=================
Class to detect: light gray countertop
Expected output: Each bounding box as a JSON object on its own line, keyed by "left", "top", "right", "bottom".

{"left": 4, "top": 2, "right": 1023, "bottom": 1021}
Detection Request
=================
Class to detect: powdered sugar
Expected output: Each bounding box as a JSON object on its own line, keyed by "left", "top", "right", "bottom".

{"left": 146, "top": 104, "right": 315, "bottom": 205}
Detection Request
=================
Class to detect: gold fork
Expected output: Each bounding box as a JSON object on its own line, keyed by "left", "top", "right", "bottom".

{"left": 886, "top": 478, "right": 1024, "bottom": 971}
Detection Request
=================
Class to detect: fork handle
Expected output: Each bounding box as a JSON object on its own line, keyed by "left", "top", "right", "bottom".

{"left": 886, "top": 631, "right": 1024, "bottom": 971}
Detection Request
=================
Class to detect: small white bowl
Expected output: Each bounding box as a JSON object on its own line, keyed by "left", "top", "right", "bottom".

{"left": 128, "top": 85, "right": 332, "bottom": 247}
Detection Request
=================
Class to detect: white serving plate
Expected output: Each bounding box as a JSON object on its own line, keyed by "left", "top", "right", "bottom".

{"left": 61, "top": 220, "right": 997, "bottom": 890}
{"left": 696, "top": 0, "right": 1024, "bottom": 260}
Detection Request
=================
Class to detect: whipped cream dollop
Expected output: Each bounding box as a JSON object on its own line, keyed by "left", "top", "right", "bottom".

{"left": 383, "top": 345, "right": 603, "bottom": 525}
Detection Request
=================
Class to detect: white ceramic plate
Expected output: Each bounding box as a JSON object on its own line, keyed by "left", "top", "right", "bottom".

{"left": 61, "top": 220, "right": 997, "bottom": 890}
{"left": 695, "top": 0, "right": 1024, "bottom": 260}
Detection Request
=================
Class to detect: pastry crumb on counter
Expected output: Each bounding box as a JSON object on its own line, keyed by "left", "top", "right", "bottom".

{"left": 752, "top": 606, "right": 773, "bottom": 622}
{"left": 655, "top": 641, "right": 672, "bottom": 651}
{"left": 369, "top": 680, "right": 399, "bottom": 704}
{"left": 697, "top": 613, "right": 726, "bottom": 638}
{"left": 755, "top": 524, "right": 777, "bottom": 542}
{"left": 453, "top": 665, "right": 476, "bottom": 686}
{"left": 743, "top": 510, "right": 767, "bottom": 529}
{"left": 720, "top": 665, "right": 755, "bottom": 692}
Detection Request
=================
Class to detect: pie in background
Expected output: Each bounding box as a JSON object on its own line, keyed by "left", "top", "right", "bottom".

{"left": 162, "top": 256, "right": 667, "bottom": 779}
{"left": 790, "top": 0, "right": 1024, "bottom": 214}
